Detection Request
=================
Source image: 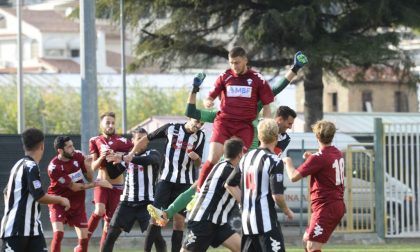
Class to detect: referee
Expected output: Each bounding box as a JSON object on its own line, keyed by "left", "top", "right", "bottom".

{"left": 226, "top": 119, "right": 294, "bottom": 252}
{"left": 1, "top": 128, "right": 70, "bottom": 252}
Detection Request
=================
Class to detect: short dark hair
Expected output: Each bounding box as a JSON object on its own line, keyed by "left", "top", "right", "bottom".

{"left": 131, "top": 126, "right": 148, "bottom": 134}
{"left": 54, "top": 136, "right": 71, "bottom": 151}
{"left": 21, "top": 128, "right": 44, "bottom": 151}
{"left": 224, "top": 138, "right": 244, "bottom": 159}
{"left": 228, "top": 46, "right": 247, "bottom": 58}
{"left": 276, "top": 106, "right": 297, "bottom": 120}
{"left": 100, "top": 111, "right": 115, "bottom": 120}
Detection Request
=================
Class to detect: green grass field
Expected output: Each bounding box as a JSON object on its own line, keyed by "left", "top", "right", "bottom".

{"left": 62, "top": 243, "right": 420, "bottom": 252}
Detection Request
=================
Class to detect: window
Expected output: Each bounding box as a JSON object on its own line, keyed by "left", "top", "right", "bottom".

{"left": 395, "top": 91, "right": 408, "bottom": 112}
{"left": 330, "top": 92, "right": 338, "bottom": 112}
{"left": 0, "top": 15, "right": 6, "bottom": 29}
{"left": 45, "top": 49, "right": 65, "bottom": 58}
{"left": 362, "top": 91, "right": 372, "bottom": 112}
{"left": 70, "top": 49, "right": 80, "bottom": 58}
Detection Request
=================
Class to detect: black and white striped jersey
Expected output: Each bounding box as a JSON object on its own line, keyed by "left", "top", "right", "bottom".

{"left": 147, "top": 123, "right": 205, "bottom": 184}
{"left": 1, "top": 156, "right": 46, "bottom": 238}
{"left": 226, "top": 148, "right": 285, "bottom": 235}
{"left": 189, "top": 161, "right": 237, "bottom": 225}
{"left": 117, "top": 149, "right": 161, "bottom": 203}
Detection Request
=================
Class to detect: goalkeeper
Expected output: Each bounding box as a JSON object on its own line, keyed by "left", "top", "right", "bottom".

{"left": 148, "top": 51, "right": 308, "bottom": 225}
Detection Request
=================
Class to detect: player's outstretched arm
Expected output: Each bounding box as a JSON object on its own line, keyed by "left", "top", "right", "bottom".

{"left": 257, "top": 51, "right": 309, "bottom": 113}
{"left": 283, "top": 157, "right": 303, "bottom": 182}
{"left": 38, "top": 194, "right": 70, "bottom": 211}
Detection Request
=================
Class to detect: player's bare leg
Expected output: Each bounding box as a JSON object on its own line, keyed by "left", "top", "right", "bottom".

{"left": 222, "top": 233, "right": 241, "bottom": 252}
{"left": 51, "top": 222, "right": 65, "bottom": 252}
{"left": 303, "top": 232, "right": 323, "bottom": 252}
{"left": 74, "top": 227, "right": 89, "bottom": 252}
{"left": 87, "top": 203, "right": 106, "bottom": 239}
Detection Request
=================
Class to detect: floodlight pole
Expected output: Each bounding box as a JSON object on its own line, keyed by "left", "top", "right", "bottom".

{"left": 17, "top": 0, "right": 24, "bottom": 133}
{"left": 80, "top": 0, "right": 98, "bottom": 154}
{"left": 120, "top": 0, "right": 127, "bottom": 133}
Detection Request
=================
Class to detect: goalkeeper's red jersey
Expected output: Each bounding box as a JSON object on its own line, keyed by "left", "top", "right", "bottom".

{"left": 208, "top": 68, "right": 274, "bottom": 122}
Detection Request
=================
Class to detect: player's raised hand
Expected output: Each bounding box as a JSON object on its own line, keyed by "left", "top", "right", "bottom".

{"left": 203, "top": 98, "right": 214, "bottom": 108}
{"left": 187, "top": 151, "right": 200, "bottom": 161}
{"left": 291, "top": 51, "right": 308, "bottom": 73}
{"left": 303, "top": 151, "right": 313, "bottom": 160}
{"left": 106, "top": 152, "right": 122, "bottom": 163}
{"left": 192, "top": 72, "right": 206, "bottom": 93}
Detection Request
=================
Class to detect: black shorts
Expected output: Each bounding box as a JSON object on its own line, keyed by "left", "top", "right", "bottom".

{"left": 109, "top": 201, "right": 151, "bottom": 233}
{"left": 241, "top": 225, "right": 285, "bottom": 252}
{"left": 183, "top": 220, "right": 236, "bottom": 251}
{"left": 153, "top": 180, "right": 191, "bottom": 217}
{"left": 1, "top": 234, "right": 47, "bottom": 252}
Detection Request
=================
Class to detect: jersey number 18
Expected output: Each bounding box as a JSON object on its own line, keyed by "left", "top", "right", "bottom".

{"left": 332, "top": 158, "right": 345, "bottom": 186}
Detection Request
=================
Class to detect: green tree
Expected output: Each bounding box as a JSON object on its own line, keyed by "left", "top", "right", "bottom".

{"left": 97, "top": 0, "right": 420, "bottom": 130}
{"left": 127, "top": 81, "right": 190, "bottom": 129}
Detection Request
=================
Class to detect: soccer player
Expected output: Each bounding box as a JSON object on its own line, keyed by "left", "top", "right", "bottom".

{"left": 180, "top": 138, "right": 244, "bottom": 252}
{"left": 128, "top": 119, "right": 205, "bottom": 252}
{"left": 186, "top": 51, "right": 307, "bottom": 151}
{"left": 148, "top": 105, "right": 297, "bottom": 226}
{"left": 197, "top": 46, "right": 275, "bottom": 190}
{"left": 87, "top": 112, "right": 134, "bottom": 249}
{"left": 101, "top": 127, "right": 164, "bottom": 252}
{"left": 226, "top": 119, "right": 294, "bottom": 252}
{"left": 1, "top": 128, "right": 70, "bottom": 252}
{"left": 47, "top": 136, "right": 112, "bottom": 252}
{"left": 283, "top": 120, "right": 346, "bottom": 252}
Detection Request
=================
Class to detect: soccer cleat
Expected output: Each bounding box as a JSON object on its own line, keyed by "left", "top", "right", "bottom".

{"left": 147, "top": 204, "right": 168, "bottom": 226}
{"left": 186, "top": 193, "right": 199, "bottom": 212}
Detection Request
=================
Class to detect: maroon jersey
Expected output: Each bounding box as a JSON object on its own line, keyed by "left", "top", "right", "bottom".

{"left": 296, "top": 146, "right": 344, "bottom": 208}
{"left": 89, "top": 134, "right": 133, "bottom": 167}
{"left": 208, "top": 68, "right": 274, "bottom": 122}
{"left": 47, "top": 151, "right": 87, "bottom": 200}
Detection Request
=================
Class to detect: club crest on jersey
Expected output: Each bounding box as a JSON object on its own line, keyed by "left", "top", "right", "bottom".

{"left": 247, "top": 78, "right": 253, "bottom": 85}
{"left": 58, "top": 177, "right": 66, "bottom": 184}
{"left": 73, "top": 161, "right": 79, "bottom": 167}
{"left": 33, "top": 180, "right": 42, "bottom": 189}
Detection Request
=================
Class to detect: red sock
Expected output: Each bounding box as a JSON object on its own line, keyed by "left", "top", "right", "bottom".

{"left": 51, "top": 231, "right": 64, "bottom": 252}
{"left": 313, "top": 250, "right": 321, "bottom": 252}
{"left": 74, "top": 238, "right": 89, "bottom": 252}
{"left": 100, "top": 230, "right": 108, "bottom": 250}
{"left": 87, "top": 213, "right": 102, "bottom": 239}
{"left": 197, "top": 160, "right": 215, "bottom": 190}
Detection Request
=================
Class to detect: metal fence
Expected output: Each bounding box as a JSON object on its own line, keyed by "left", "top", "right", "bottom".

{"left": 383, "top": 123, "right": 420, "bottom": 237}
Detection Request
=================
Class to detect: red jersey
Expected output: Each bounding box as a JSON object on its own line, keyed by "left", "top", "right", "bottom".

{"left": 89, "top": 134, "right": 133, "bottom": 167}
{"left": 296, "top": 146, "right": 344, "bottom": 208}
{"left": 47, "top": 151, "right": 87, "bottom": 200}
{"left": 208, "top": 68, "right": 274, "bottom": 122}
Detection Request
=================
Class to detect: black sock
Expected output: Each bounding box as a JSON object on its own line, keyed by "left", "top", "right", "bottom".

{"left": 144, "top": 224, "right": 165, "bottom": 252}
{"left": 155, "top": 232, "right": 167, "bottom": 252}
{"left": 171, "top": 230, "right": 184, "bottom": 252}
{"left": 101, "top": 226, "right": 122, "bottom": 252}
